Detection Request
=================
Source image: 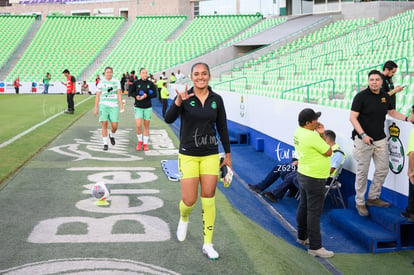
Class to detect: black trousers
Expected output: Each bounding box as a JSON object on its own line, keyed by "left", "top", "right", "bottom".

{"left": 296, "top": 173, "right": 326, "bottom": 250}
{"left": 162, "top": 99, "right": 168, "bottom": 118}
{"left": 67, "top": 93, "right": 75, "bottom": 111}
{"left": 407, "top": 180, "right": 414, "bottom": 213}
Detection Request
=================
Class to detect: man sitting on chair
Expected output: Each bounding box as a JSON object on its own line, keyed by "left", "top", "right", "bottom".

{"left": 262, "top": 129, "right": 345, "bottom": 203}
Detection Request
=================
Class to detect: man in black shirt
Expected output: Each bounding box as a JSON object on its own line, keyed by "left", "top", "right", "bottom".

{"left": 381, "top": 60, "right": 405, "bottom": 109}
{"left": 350, "top": 70, "right": 411, "bottom": 217}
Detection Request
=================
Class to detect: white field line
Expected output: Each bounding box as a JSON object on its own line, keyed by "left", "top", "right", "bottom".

{"left": 0, "top": 96, "right": 92, "bottom": 149}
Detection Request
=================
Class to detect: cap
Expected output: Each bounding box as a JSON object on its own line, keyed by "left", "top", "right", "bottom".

{"left": 298, "top": 108, "right": 321, "bottom": 125}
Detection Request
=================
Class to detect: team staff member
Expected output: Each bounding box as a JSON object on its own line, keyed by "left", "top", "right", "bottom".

{"left": 13, "top": 77, "right": 19, "bottom": 94}
{"left": 381, "top": 60, "right": 405, "bottom": 109}
{"left": 129, "top": 68, "right": 157, "bottom": 151}
{"left": 160, "top": 82, "right": 169, "bottom": 118}
{"left": 164, "top": 62, "right": 232, "bottom": 260}
{"left": 156, "top": 76, "right": 165, "bottom": 102}
{"left": 170, "top": 72, "right": 177, "bottom": 83}
{"left": 94, "top": 67, "right": 124, "bottom": 151}
{"left": 350, "top": 70, "right": 411, "bottom": 217}
{"left": 294, "top": 108, "right": 333, "bottom": 258}
{"left": 62, "top": 69, "right": 76, "bottom": 114}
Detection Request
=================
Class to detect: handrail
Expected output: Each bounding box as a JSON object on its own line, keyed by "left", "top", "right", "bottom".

{"left": 402, "top": 27, "right": 414, "bottom": 42}
{"left": 281, "top": 78, "right": 335, "bottom": 103}
{"left": 265, "top": 57, "right": 281, "bottom": 68}
{"left": 219, "top": 68, "right": 234, "bottom": 81}
{"left": 357, "top": 36, "right": 389, "bottom": 55}
{"left": 262, "top": 64, "right": 297, "bottom": 84}
{"left": 234, "top": 58, "right": 254, "bottom": 71}
{"left": 213, "top": 16, "right": 331, "bottom": 74}
{"left": 310, "top": 49, "right": 344, "bottom": 69}
{"left": 288, "top": 45, "right": 314, "bottom": 61}
{"left": 357, "top": 57, "right": 409, "bottom": 92}
{"left": 212, "top": 76, "right": 248, "bottom": 91}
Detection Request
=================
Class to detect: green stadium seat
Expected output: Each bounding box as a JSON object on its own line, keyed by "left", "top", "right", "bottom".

{"left": 0, "top": 15, "right": 36, "bottom": 70}
{"left": 88, "top": 15, "right": 262, "bottom": 81}
{"left": 6, "top": 15, "right": 124, "bottom": 82}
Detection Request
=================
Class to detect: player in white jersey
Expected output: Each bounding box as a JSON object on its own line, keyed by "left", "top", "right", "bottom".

{"left": 94, "top": 67, "right": 125, "bottom": 151}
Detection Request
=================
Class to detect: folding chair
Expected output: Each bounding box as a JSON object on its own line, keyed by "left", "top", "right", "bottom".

{"left": 324, "top": 153, "right": 346, "bottom": 208}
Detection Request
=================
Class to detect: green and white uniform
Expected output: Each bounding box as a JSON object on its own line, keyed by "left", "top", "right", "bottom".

{"left": 97, "top": 79, "right": 121, "bottom": 122}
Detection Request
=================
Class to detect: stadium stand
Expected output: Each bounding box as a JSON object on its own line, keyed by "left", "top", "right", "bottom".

{"left": 88, "top": 16, "right": 187, "bottom": 81}
{"left": 1, "top": 3, "right": 413, "bottom": 256}
{"left": 0, "top": 15, "right": 36, "bottom": 72}
{"left": 5, "top": 15, "right": 124, "bottom": 82}
{"left": 88, "top": 14, "right": 262, "bottom": 81}
{"left": 213, "top": 11, "right": 414, "bottom": 115}
{"left": 218, "top": 17, "right": 287, "bottom": 49}
{"left": 211, "top": 18, "right": 374, "bottom": 105}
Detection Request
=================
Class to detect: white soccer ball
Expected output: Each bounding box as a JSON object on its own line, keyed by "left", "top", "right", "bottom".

{"left": 92, "top": 182, "right": 111, "bottom": 201}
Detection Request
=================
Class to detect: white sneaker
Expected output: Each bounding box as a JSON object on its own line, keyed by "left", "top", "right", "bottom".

{"left": 202, "top": 243, "right": 219, "bottom": 260}
{"left": 308, "top": 247, "right": 334, "bottom": 258}
{"left": 176, "top": 218, "right": 188, "bottom": 242}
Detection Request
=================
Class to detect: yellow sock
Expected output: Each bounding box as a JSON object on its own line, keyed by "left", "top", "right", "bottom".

{"left": 179, "top": 200, "right": 195, "bottom": 222}
{"left": 201, "top": 196, "right": 216, "bottom": 244}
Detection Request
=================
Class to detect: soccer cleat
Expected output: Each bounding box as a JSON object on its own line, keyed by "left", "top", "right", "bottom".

{"left": 136, "top": 141, "right": 143, "bottom": 151}
{"left": 143, "top": 144, "right": 149, "bottom": 151}
{"left": 202, "top": 244, "right": 219, "bottom": 260}
{"left": 103, "top": 145, "right": 108, "bottom": 151}
{"left": 109, "top": 135, "right": 115, "bottom": 145}
{"left": 308, "top": 247, "right": 334, "bottom": 258}
{"left": 176, "top": 218, "right": 188, "bottom": 242}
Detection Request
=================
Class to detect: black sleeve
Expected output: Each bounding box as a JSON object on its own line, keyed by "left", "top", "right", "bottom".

{"left": 71, "top": 76, "right": 76, "bottom": 83}
{"left": 215, "top": 96, "right": 231, "bottom": 154}
{"left": 148, "top": 82, "right": 158, "bottom": 99}
{"left": 351, "top": 92, "right": 362, "bottom": 112}
{"left": 384, "top": 92, "right": 393, "bottom": 110}
{"left": 128, "top": 80, "right": 137, "bottom": 97}
{"left": 381, "top": 74, "right": 390, "bottom": 93}
{"left": 164, "top": 97, "right": 181, "bottom": 124}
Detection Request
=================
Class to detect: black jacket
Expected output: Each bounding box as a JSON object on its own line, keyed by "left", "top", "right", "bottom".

{"left": 129, "top": 79, "right": 158, "bottom": 108}
{"left": 165, "top": 87, "right": 231, "bottom": 156}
